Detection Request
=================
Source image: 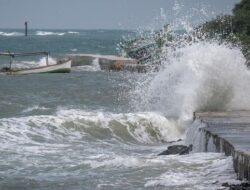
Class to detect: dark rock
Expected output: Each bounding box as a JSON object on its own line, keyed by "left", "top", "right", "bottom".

{"left": 1, "top": 67, "right": 11, "bottom": 72}
{"left": 222, "top": 182, "right": 250, "bottom": 190}
{"left": 158, "top": 145, "right": 193, "bottom": 156}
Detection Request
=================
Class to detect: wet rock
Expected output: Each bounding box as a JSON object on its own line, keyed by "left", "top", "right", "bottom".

{"left": 158, "top": 145, "right": 193, "bottom": 156}
{"left": 222, "top": 182, "right": 250, "bottom": 190}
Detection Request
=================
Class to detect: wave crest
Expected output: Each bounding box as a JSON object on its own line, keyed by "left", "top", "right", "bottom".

{"left": 0, "top": 109, "right": 183, "bottom": 146}
{"left": 0, "top": 31, "right": 23, "bottom": 36}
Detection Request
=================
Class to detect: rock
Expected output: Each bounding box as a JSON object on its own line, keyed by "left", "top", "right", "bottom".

{"left": 158, "top": 145, "right": 193, "bottom": 156}
{"left": 222, "top": 182, "right": 250, "bottom": 190}
{"left": 1, "top": 67, "right": 11, "bottom": 72}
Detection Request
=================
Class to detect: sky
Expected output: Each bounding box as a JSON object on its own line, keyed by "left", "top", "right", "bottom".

{"left": 0, "top": 0, "right": 241, "bottom": 30}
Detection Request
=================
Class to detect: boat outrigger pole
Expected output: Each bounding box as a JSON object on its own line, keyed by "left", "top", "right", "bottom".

{"left": 8, "top": 51, "right": 13, "bottom": 70}
{"left": 46, "top": 53, "right": 49, "bottom": 66}
{"left": 0, "top": 52, "right": 50, "bottom": 68}
{"left": 0, "top": 52, "right": 49, "bottom": 57}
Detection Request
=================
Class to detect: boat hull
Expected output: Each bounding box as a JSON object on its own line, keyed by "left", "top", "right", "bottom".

{"left": 9, "top": 60, "right": 71, "bottom": 75}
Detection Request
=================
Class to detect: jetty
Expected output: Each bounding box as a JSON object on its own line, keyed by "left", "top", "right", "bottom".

{"left": 67, "top": 54, "right": 159, "bottom": 72}
{"left": 191, "top": 111, "right": 250, "bottom": 181}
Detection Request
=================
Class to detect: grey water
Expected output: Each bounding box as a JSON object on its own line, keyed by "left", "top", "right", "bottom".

{"left": 0, "top": 29, "right": 240, "bottom": 190}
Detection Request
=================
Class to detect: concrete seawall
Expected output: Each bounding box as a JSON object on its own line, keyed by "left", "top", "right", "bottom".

{"left": 67, "top": 54, "right": 159, "bottom": 72}
{"left": 192, "top": 111, "right": 250, "bottom": 181}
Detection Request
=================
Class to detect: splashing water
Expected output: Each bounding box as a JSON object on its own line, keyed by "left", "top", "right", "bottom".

{"left": 12, "top": 57, "right": 57, "bottom": 69}
{"left": 0, "top": 4, "right": 248, "bottom": 188}
{"left": 0, "top": 28, "right": 245, "bottom": 189}
{"left": 131, "top": 41, "right": 250, "bottom": 121}
{"left": 72, "top": 58, "right": 101, "bottom": 72}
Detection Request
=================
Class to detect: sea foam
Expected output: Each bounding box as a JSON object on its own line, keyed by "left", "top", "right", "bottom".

{"left": 36, "top": 31, "right": 66, "bottom": 36}
{"left": 0, "top": 31, "right": 23, "bottom": 36}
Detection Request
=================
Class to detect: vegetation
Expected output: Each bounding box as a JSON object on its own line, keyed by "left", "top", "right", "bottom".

{"left": 198, "top": 15, "right": 234, "bottom": 40}
{"left": 120, "top": 0, "right": 250, "bottom": 64}
{"left": 198, "top": 0, "right": 250, "bottom": 61}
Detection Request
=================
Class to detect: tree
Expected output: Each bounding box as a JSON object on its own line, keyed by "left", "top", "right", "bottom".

{"left": 197, "top": 0, "right": 250, "bottom": 49}
{"left": 233, "top": 0, "right": 250, "bottom": 36}
{"left": 233, "top": 0, "right": 250, "bottom": 57}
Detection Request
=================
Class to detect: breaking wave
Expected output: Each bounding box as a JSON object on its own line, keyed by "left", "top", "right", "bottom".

{"left": 35, "top": 31, "right": 80, "bottom": 36}
{"left": 67, "top": 31, "right": 80, "bottom": 35}
{"left": 36, "top": 31, "right": 66, "bottom": 36}
{"left": 0, "top": 31, "right": 23, "bottom": 36}
{"left": 132, "top": 41, "right": 250, "bottom": 121}
{"left": 0, "top": 109, "right": 183, "bottom": 146}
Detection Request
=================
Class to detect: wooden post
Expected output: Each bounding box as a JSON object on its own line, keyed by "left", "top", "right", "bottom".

{"left": 46, "top": 54, "right": 49, "bottom": 66}
{"left": 25, "top": 22, "right": 28, "bottom": 36}
{"left": 193, "top": 112, "right": 196, "bottom": 121}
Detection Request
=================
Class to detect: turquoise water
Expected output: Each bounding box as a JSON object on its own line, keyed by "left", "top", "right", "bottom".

{"left": 0, "top": 29, "right": 132, "bottom": 55}
{"left": 0, "top": 29, "right": 240, "bottom": 190}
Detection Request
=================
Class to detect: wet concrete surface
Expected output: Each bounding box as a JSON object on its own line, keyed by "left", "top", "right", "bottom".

{"left": 194, "top": 111, "right": 250, "bottom": 180}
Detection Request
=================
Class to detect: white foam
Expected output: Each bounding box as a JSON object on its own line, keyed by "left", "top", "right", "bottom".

{"left": 84, "top": 155, "right": 141, "bottom": 168}
{"left": 145, "top": 153, "right": 239, "bottom": 189}
{"left": 67, "top": 31, "right": 80, "bottom": 34}
{"left": 70, "top": 48, "right": 78, "bottom": 52}
{"left": 22, "top": 105, "right": 49, "bottom": 113}
{"left": 133, "top": 42, "right": 250, "bottom": 122}
{"left": 81, "top": 152, "right": 240, "bottom": 189}
{"left": 12, "top": 57, "right": 57, "bottom": 69}
{"left": 0, "top": 31, "right": 23, "bottom": 36}
{"left": 72, "top": 58, "right": 101, "bottom": 72}
{"left": 36, "top": 31, "right": 65, "bottom": 36}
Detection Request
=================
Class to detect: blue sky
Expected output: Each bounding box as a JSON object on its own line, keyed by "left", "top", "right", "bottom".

{"left": 0, "top": 0, "right": 241, "bottom": 29}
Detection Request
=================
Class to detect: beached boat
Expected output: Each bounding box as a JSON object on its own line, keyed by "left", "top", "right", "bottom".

{"left": 0, "top": 52, "right": 71, "bottom": 75}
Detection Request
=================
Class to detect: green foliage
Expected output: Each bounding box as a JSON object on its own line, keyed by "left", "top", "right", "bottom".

{"left": 198, "top": 15, "right": 233, "bottom": 40}
{"left": 233, "top": 0, "right": 250, "bottom": 58}
{"left": 233, "top": 0, "right": 250, "bottom": 45}
{"left": 198, "top": 0, "right": 250, "bottom": 59}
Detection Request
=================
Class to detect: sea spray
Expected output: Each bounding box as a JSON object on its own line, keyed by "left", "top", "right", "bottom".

{"left": 131, "top": 41, "right": 250, "bottom": 121}
{"left": 0, "top": 28, "right": 244, "bottom": 189}
{"left": 71, "top": 58, "right": 101, "bottom": 72}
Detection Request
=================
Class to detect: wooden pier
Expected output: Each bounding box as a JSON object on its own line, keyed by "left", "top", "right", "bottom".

{"left": 67, "top": 54, "right": 160, "bottom": 72}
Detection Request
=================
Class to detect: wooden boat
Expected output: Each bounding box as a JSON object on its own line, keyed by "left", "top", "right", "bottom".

{"left": 0, "top": 52, "right": 71, "bottom": 75}
{"left": 9, "top": 60, "right": 71, "bottom": 75}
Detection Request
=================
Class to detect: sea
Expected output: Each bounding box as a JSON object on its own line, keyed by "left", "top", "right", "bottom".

{"left": 0, "top": 29, "right": 249, "bottom": 190}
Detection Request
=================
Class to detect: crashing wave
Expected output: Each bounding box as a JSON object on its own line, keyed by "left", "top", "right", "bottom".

{"left": 0, "top": 109, "right": 183, "bottom": 145}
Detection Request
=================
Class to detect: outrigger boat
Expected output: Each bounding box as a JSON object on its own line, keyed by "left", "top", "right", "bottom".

{"left": 0, "top": 52, "right": 71, "bottom": 75}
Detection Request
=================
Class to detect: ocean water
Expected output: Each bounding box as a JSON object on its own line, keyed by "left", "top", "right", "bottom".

{"left": 0, "top": 29, "right": 248, "bottom": 190}
{"left": 0, "top": 29, "right": 132, "bottom": 55}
